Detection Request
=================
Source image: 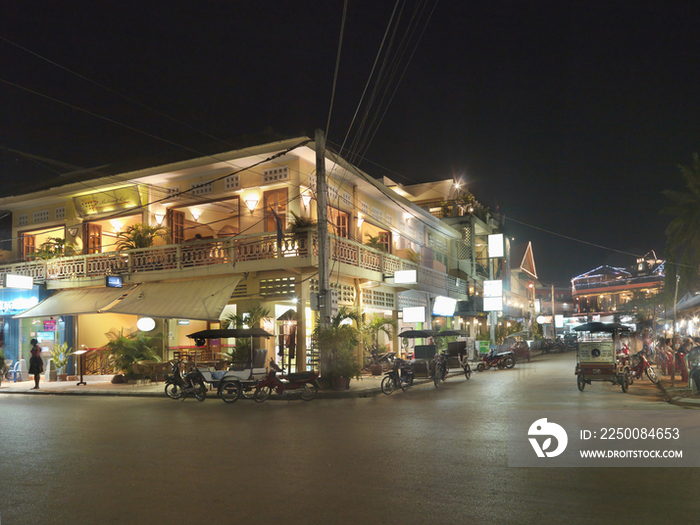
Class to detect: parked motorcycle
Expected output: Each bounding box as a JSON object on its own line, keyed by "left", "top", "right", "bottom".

{"left": 476, "top": 350, "right": 515, "bottom": 371}
{"left": 164, "top": 360, "right": 208, "bottom": 401}
{"left": 253, "top": 360, "right": 319, "bottom": 402}
{"left": 627, "top": 351, "right": 659, "bottom": 384}
{"left": 381, "top": 358, "right": 414, "bottom": 395}
{"left": 363, "top": 345, "right": 395, "bottom": 372}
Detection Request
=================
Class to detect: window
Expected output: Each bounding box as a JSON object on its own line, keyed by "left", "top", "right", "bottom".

{"left": 328, "top": 207, "right": 349, "bottom": 238}
{"left": 168, "top": 209, "right": 185, "bottom": 244}
{"left": 84, "top": 223, "right": 102, "bottom": 254}
{"left": 21, "top": 233, "right": 35, "bottom": 259}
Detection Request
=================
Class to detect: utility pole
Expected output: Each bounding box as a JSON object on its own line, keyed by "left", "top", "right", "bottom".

{"left": 316, "top": 129, "right": 330, "bottom": 331}
{"left": 673, "top": 274, "right": 680, "bottom": 336}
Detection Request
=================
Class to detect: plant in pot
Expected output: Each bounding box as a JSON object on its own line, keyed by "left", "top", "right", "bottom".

{"left": 51, "top": 342, "right": 72, "bottom": 381}
{"left": 100, "top": 328, "right": 163, "bottom": 382}
{"left": 314, "top": 307, "right": 362, "bottom": 390}
{"left": 222, "top": 305, "right": 271, "bottom": 363}
{"left": 116, "top": 223, "right": 168, "bottom": 250}
{"left": 360, "top": 314, "right": 397, "bottom": 375}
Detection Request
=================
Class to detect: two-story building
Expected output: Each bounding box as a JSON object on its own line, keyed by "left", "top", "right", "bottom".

{"left": 0, "top": 137, "right": 482, "bottom": 374}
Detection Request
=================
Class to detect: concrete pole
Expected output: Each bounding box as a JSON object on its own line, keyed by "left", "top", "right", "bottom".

{"left": 316, "top": 129, "right": 330, "bottom": 328}
{"left": 551, "top": 284, "right": 556, "bottom": 338}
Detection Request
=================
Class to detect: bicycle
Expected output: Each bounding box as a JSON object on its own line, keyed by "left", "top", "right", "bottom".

{"left": 380, "top": 359, "right": 414, "bottom": 395}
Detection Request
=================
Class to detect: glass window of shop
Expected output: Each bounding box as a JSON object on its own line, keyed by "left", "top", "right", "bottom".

{"left": 167, "top": 199, "right": 240, "bottom": 244}
{"left": 19, "top": 226, "right": 70, "bottom": 261}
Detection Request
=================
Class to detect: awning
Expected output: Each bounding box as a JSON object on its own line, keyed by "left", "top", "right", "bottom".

{"left": 13, "top": 276, "right": 241, "bottom": 321}
{"left": 105, "top": 277, "right": 241, "bottom": 320}
{"left": 13, "top": 286, "right": 137, "bottom": 318}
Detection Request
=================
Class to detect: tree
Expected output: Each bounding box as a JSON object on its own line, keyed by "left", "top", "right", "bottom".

{"left": 32, "top": 237, "right": 76, "bottom": 259}
{"left": 222, "top": 305, "right": 271, "bottom": 362}
{"left": 313, "top": 307, "right": 362, "bottom": 380}
{"left": 662, "top": 153, "right": 700, "bottom": 295}
{"left": 360, "top": 314, "right": 396, "bottom": 352}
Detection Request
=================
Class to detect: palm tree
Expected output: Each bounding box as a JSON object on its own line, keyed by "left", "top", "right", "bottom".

{"left": 222, "top": 306, "right": 271, "bottom": 362}
{"left": 313, "top": 307, "right": 362, "bottom": 380}
{"left": 116, "top": 224, "right": 168, "bottom": 251}
{"left": 360, "top": 314, "right": 397, "bottom": 353}
{"left": 662, "top": 153, "right": 700, "bottom": 294}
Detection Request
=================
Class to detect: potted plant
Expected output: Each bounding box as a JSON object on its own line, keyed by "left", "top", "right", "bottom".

{"left": 100, "top": 328, "right": 163, "bottom": 382}
{"left": 360, "top": 314, "right": 397, "bottom": 375}
{"left": 364, "top": 233, "right": 387, "bottom": 252}
{"left": 116, "top": 223, "right": 168, "bottom": 250}
{"left": 314, "top": 307, "right": 362, "bottom": 390}
{"left": 222, "top": 305, "right": 271, "bottom": 363}
{"left": 51, "top": 342, "right": 72, "bottom": 381}
{"left": 0, "top": 349, "right": 5, "bottom": 387}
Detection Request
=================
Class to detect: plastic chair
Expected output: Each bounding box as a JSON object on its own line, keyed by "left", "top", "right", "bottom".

{"left": 7, "top": 360, "right": 25, "bottom": 382}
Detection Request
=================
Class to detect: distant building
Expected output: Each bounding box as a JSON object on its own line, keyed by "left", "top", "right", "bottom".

{"left": 571, "top": 251, "right": 665, "bottom": 322}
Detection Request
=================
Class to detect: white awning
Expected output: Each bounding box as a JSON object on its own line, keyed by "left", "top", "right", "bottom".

{"left": 13, "top": 276, "right": 241, "bottom": 321}
{"left": 13, "top": 286, "right": 138, "bottom": 318}
{"left": 107, "top": 277, "right": 241, "bottom": 320}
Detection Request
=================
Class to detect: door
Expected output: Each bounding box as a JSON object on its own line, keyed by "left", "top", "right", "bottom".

{"left": 20, "top": 233, "right": 35, "bottom": 260}
{"left": 83, "top": 223, "right": 102, "bottom": 254}
{"left": 264, "top": 188, "right": 288, "bottom": 232}
{"left": 168, "top": 209, "right": 185, "bottom": 244}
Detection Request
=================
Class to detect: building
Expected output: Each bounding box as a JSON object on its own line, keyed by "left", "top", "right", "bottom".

{"left": 571, "top": 251, "right": 665, "bottom": 327}
{"left": 0, "top": 137, "right": 503, "bottom": 374}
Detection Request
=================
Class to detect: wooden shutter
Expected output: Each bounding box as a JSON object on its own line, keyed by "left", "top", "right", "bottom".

{"left": 168, "top": 209, "right": 185, "bottom": 244}
{"left": 21, "top": 234, "right": 35, "bottom": 260}
{"left": 263, "top": 188, "right": 288, "bottom": 232}
{"left": 83, "top": 223, "right": 102, "bottom": 254}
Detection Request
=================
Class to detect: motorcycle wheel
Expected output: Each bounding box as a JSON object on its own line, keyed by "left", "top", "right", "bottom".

{"left": 497, "top": 359, "right": 506, "bottom": 370}
{"left": 476, "top": 363, "right": 485, "bottom": 372}
{"left": 433, "top": 368, "right": 440, "bottom": 387}
{"left": 300, "top": 383, "right": 318, "bottom": 401}
{"left": 621, "top": 372, "right": 630, "bottom": 393}
{"left": 463, "top": 364, "right": 471, "bottom": 380}
{"left": 646, "top": 366, "right": 659, "bottom": 384}
{"left": 400, "top": 375, "right": 412, "bottom": 392}
{"left": 577, "top": 374, "right": 585, "bottom": 391}
{"left": 194, "top": 384, "right": 207, "bottom": 402}
{"left": 381, "top": 375, "right": 396, "bottom": 395}
{"left": 504, "top": 355, "right": 515, "bottom": 369}
{"left": 254, "top": 386, "right": 272, "bottom": 403}
{"left": 220, "top": 381, "right": 241, "bottom": 403}
{"left": 165, "top": 382, "right": 183, "bottom": 400}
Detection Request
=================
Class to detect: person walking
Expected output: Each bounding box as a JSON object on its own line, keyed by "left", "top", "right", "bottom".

{"left": 28, "top": 338, "right": 43, "bottom": 390}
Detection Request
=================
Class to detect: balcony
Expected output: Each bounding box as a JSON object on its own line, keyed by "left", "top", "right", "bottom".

{"left": 0, "top": 230, "right": 468, "bottom": 296}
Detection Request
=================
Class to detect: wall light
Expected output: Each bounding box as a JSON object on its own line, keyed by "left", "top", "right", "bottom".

{"left": 356, "top": 215, "right": 364, "bottom": 227}
{"left": 245, "top": 198, "right": 259, "bottom": 214}
{"left": 154, "top": 213, "right": 165, "bottom": 225}
{"left": 110, "top": 220, "right": 123, "bottom": 233}
{"left": 67, "top": 227, "right": 79, "bottom": 237}
{"left": 301, "top": 193, "right": 312, "bottom": 208}
{"left": 191, "top": 208, "right": 201, "bottom": 222}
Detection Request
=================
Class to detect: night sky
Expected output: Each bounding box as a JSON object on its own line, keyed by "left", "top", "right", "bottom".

{"left": 2, "top": 1, "right": 699, "bottom": 283}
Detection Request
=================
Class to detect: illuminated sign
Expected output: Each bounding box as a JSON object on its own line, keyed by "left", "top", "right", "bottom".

{"left": 106, "top": 276, "right": 123, "bottom": 288}
{"left": 394, "top": 270, "right": 417, "bottom": 284}
{"left": 73, "top": 186, "right": 141, "bottom": 217}
{"left": 484, "top": 297, "right": 503, "bottom": 311}
{"left": 483, "top": 279, "right": 503, "bottom": 312}
{"left": 488, "top": 234, "right": 504, "bottom": 258}
{"left": 1, "top": 274, "right": 33, "bottom": 290}
{"left": 432, "top": 296, "right": 457, "bottom": 316}
{"left": 402, "top": 306, "right": 426, "bottom": 323}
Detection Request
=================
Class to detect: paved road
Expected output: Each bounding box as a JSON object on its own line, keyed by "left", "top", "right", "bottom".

{"left": 0, "top": 352, "right": 695, "bottom": 525}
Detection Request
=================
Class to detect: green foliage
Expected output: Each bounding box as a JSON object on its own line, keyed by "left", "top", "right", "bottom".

{"left": 222, "top": 305, "right": 271, "bottom": 362}
{"left": 32, "top": 237, "right": 76, "bottom": 260}
{"left": 287, "top": 210, "right": 316, "bottom": 232}
{"left": 433, "top": 325, "right": 457, "bottom": 352}
{"left": 495, "top": 322, "right": 523, "bottom": 344}
{"left": 116, "top": 224, "right": 168, "bottom": 251}
{"left": 100, "top": 328, "right": 162, "bottom": 373}
{"left": 0, "top": 348, "right": 5, "bottom": 378}
{"left": 360, "top": 314, "right": 396, "bottom": 349}
{"left": 364, "top": 233, "right": 387, "bottom": 252}
{"left": 405, "top": 248, "right": 421, "bottom": 264}
{"left": 533, "top": 321, "right": 544, "bottom": 340}
{"left": 314, "top": 307, "right": 362, "bottom": 379}
{"left": 51, "top": 342, "right": 72, "bottom": 374}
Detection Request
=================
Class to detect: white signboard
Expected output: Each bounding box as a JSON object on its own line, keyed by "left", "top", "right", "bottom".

{"left": 402, "top": 306, "right": 426, "bottom": 323}
{"left": 394, "top": 270, "right": 417, "bottom": 284}
{"left": 488, "top": 234, "right": 504, "bottom": 258}
{"left": 484, "top": 279, "right": 502, "bottom": 297}
{"left": 484, "top": 297, "right": 503, "bottom": 312}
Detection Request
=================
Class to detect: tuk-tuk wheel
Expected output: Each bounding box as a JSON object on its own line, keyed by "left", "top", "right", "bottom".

{"left": 476, "top": 363, "right": 485, "bottom": 372}
{"left": 577, "top": 374, "right": 585, "bottom": 392}
{"left": 621, "top": 372, "right": 630, "bottom": 393}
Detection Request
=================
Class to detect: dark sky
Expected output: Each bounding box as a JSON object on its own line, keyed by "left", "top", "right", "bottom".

{"left": 2, "top": 1, "right": 699, "bottom": 284}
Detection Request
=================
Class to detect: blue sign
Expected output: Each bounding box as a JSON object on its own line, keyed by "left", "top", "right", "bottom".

{"left": 106, "top": 276, "right": 123, "bottom": 288}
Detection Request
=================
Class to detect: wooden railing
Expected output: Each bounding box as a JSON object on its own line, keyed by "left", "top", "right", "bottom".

{"left": 0, "top": 230, "right": 467, "bottom": 295}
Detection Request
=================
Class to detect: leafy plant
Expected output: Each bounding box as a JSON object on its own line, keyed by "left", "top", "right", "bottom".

{"left": 51, "top": 342, "right": 72, "bottom": 374}
{"left": 364, "top": 233, "right": 387, "bottom": 252}
{"left": 287, "top": 210, "right": 316, "bottom": 232}
{"left": 360, "top": 314, "right": 396, "bottom": 353}
{"left": 405, "top": 248, "right": 421, "bottom": 264}
{"left": 32, "top": 237, "right": 76, "bottom": 260}
{"left": 314, "top": 307, "right": 362, "bottom": 379}
{"left": 222, "top": 305, "right": 271, "bottom": 362}
{"left": 0, "top": 348, "right": 6, "bottom": 380}
{"left": 100, "top": 328, "right": 162, "bottom": 374}
{"left": 116, "top": 224, "right": 168, "bottom": 251}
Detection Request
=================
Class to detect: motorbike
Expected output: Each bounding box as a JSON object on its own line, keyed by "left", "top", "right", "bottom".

{"left": 363, "top": 345, "right": 395, "bottom": 371}
{"left": 253, "top": 359, "right": 319, "bottom": 402}
{"left": 476, "top": 350, "right": 515, "bottom": 371}
{"left": 380, "top": 358, "right": 414, "bottom": 395}
{"left": 626, "top": 351, "right": 659, "bottom": 384}
{"left": 164, "top": 360, "right": 208, "bottom": 402}
{"left": 432, "top": 352, "right": 448, "bottom": 387}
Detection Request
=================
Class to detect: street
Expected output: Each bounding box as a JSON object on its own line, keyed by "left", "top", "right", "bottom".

{"left": 1, "top": 352, "right": 697, "bottom": 525}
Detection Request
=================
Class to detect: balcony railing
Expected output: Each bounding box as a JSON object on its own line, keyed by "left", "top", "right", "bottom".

{"left": 0, "top": 230, "right": 467, "bottom": 295}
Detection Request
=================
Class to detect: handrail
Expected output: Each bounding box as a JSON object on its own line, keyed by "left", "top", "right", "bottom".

{"left": 0, "top": 230, "right": 467, "bottom": 295}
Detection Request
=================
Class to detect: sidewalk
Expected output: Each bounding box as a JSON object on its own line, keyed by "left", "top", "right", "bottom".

{"left": 655, "top": 376, "right": 700, "bottom": 409}
{"left": 0, "top": 373, "right": 444, "bottom": 399}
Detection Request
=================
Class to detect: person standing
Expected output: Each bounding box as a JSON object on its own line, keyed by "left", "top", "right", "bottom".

{"left": 28, "top": 338, "right": 43, "bottom": 390}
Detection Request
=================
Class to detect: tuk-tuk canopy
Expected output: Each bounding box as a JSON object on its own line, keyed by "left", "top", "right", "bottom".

{"left": 573, "top": 322, "right": 624, "bottom": 333}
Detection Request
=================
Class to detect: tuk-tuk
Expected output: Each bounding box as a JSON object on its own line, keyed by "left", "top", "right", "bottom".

{"left": 573, "top": 322, "right": 630, "bottom": 393}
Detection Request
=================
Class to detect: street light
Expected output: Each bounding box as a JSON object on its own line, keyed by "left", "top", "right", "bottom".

{"left": 73, "top": 346, "right": 89, "bottom": 386}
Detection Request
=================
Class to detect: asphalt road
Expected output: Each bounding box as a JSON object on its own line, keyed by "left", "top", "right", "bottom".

{"left": 1, "top": 352, "right": 696, "bottom": 525}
